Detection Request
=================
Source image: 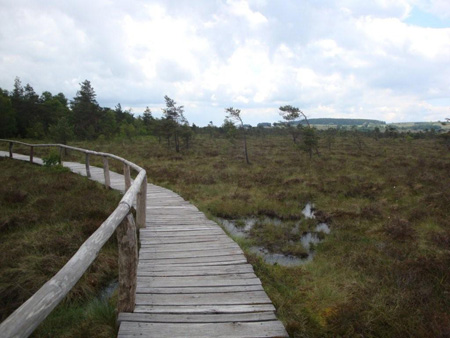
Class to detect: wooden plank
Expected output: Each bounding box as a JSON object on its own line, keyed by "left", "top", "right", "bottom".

{"left": 139, "top": 249, "right": 243, "bottom": 260}
{"left": 137, "top": 264, "right": 253, "bottom": 275}
{"left": 137, "top": 277, "right": 262, "bottom": 288}
{"left": 136, "top": 285, "right": 264, "bottom": 294}
{"left": 118, "top": 312, "right": 278, "bottom": 324}
{"left": 138, "top": 254, "right": 247, "bottom": 265}
{"left": 139, "top": 259, "right": 249, "bottom": 267}
{"left": 133, "top": 304, "right": 276, "bottom": 314}
{"left": 138, "top": 272, "right": 257, "bottom": 281}
{"left": 141, "top": 226, "right": 218, "bottom": 232}
{"left": 140, "top": 238, "right": 232, "bottom": 245}
{"left": 141, "top": 230, "right": 225, "bottom": 237}
{"left": 140, "top": 234, "right": 231, "bottom": 241}
{"left": 139, "top": 243, "right": 240, "bottom": 253}
{"left": 118, "top": 321, "right": 288, "bottom": 337}
{"left": 137, "top": 262, "right": 249, "bottom": 270}
{"left": 135, "top": 291, "right": 272, "bottom": 306}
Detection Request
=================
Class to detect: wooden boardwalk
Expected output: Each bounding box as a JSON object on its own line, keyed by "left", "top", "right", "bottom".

{"left": 1, "top": 151, "right": 288, "bottom": 338}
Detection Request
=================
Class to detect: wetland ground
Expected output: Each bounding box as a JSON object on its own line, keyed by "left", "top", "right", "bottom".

{"left": 2, "top": 130, "right": 450, "bottom": 337}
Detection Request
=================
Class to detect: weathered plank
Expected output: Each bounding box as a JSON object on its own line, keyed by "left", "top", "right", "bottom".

{"left": 137, "top": 264, "right": 253, "bottom": 275}
{"left": 141, "top": 230, "right": 225, "bottom": 237}
{"left": 140, "top": 238, "right": 232, "bottom": 245}
{"left": 137, "top": 276, "right": 262, "bottom": 288}
{"left": 139, "top": 242, "right": 240, "bottom": 252}
{"left": 138, "top": 255, "right": 248, "bottom": 265}
{"left": 135, "top": 291, "right": 272, "bottom": 306}
{"left": 135, "top": 285, "right": 264, "bottom": 294}
{"left": 118, "top": 312, "right": 278, "bottom": 323}
{"left": 139, "top": 259, "right": 249, "bottom": 267}
{"left": 133, "top": 304, "right": 276, "bottom": 314}
{"left": 118, "top": 320, "right": 288, "bottom": 337}
{"left": 138, "top": 249, "right": 244, "bottom": 260}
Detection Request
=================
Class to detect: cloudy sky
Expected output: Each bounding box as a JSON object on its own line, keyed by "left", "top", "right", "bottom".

{"left": 1, "top": 0, "right": 449, "bottom": 126}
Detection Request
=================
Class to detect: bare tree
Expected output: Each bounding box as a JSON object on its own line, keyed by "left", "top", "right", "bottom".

{"left": 226, "top": 107, "right": 250, "bottom": 164}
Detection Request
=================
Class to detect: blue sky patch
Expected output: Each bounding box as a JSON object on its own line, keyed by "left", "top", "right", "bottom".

{"left": 405, "top": 7, "right": 450, "bottom": 28}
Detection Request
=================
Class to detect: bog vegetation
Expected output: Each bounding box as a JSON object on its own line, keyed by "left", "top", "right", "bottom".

{"left": 0, "top": 158, "right": 121, "bottom": 337}
{"left": 1, "top": 78, "right": 450, "bottom": 337}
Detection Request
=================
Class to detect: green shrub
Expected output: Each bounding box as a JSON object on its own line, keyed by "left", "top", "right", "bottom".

{"left": 42, "top": 151, "right": 60, "bottom": 167}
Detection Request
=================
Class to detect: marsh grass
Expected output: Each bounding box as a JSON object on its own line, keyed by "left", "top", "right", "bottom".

{"left": 4, "top": 132, "right": 449, "bottom": 337}
{"left": 0, "top": 158, "right": 121, "bottom": 337}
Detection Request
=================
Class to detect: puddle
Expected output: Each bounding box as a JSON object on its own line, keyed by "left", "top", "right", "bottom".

{"left": 249, "top": 246, "right": 314, "bottom": 266}
{"left": 302, "top": 202, "right": 315, "bottom": 218}
{"left": 99, "top": 279, "right": 118, "bottom": 301}
{"left": 217, "top": 202, "right": 331, "bottom": 267}
{"left": 300, "top": 232, "right": 322, "bottom": 250}
{"left": 217, "top": 216, "right": 282, "bottom": 238}
{"left": 315, "top": 222, "right": 330, "bottom": 234}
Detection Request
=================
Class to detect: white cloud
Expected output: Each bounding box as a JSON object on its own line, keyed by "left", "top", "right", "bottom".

{"left": 0, "top": 0, "right": 449, "bottom": 125}
{"left": 226, "top": 0, "right": 268, "bottom": 27}
{"left": 416, "top": 0, "right": 450, "bottom": 19}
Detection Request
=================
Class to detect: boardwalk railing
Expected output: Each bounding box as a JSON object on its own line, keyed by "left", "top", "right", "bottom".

{"left": 0, "top": 140, "right": 147, "bottom": 338}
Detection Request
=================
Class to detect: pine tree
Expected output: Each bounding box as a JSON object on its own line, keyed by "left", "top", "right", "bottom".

{"left": 70, "top": 80, "right": 101, "bottom": 139}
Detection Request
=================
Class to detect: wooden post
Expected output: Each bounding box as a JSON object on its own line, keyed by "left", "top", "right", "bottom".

{"left": 30, "top": 146, "right": 34, "bottom": 163}
{"left": 116, "top": 213, "right": 137, "bottom": 313}
{"left": 85, "top": 153, "right": 91, "bottom": 178}
{"left": 136, "top": 174, "right": 147, "bottom": 229}
{"left": 123, "top": 164, "right": 131, "bottom": 191}
{"left": 103, "top": 156, "right": 110, "bottom": 188}
{"left": 59, "top": 147, "right": 63, "bottom": 165}
{"left": 9, "top": 142, "right": 13, "bottom": 158}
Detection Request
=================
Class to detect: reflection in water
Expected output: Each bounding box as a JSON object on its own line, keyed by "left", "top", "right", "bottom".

{"left": 100, "top": 279, "right": 118, "bottom": 301}
{"left": 249, "top": 247, "right": 314, "bottom": 266}
{"left": 302, "top": 202, "right": 315, "bottom": 218}
{"left": 217, "top": 217, "right": 282, "bottom": 238}
{"left": 300, "top": 232, "right": 321, "bottom": 250}
{"left": 217, "top": 202, "right": 331, "bottom": 267}
{"left": 218, "top": 218, "right": 248, "bottom": 238}
{"left": 315, "top": 223, "right": 331, "bottom": 234}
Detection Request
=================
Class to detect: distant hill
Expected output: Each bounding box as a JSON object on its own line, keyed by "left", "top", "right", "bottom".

{"left": 292, "top": 118, "right": 386, "bottom": 126}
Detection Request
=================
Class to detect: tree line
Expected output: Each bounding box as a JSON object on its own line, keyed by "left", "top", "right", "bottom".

{"left": 0, "top": 78, "right": 197, "bottom": 152}
{"left": 1, "top": 77, "right": 448, "bottom": 157}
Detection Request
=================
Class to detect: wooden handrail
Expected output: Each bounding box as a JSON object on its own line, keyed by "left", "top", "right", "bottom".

{"left": 0, "top": 140, "right": 147, "bottom": 338}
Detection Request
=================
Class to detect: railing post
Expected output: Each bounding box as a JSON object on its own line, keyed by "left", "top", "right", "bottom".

{"left": 59, "top": 146, "right": 63, "bottom": 165}
{"left": 116, "top": 213, "right": 137, "bottom": 313}
{"left": 102, "top": 156, "right": 110, "bottom": 188}
{"left": 30, "top": 146, "right": 34, "bottom": 163}
{"left": 136, "top": 174, "right": 147, "bottom": 229}
{"left": 85, "top": 153, "right": 91, "bottom": 178}
{"left": 9, "top": 142, "right": 13, "bottom": 158}
{"left": 123, "top": 163, "right": 131, "bottom": 191}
